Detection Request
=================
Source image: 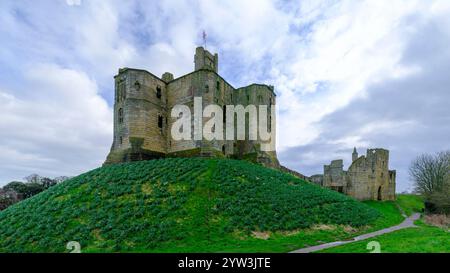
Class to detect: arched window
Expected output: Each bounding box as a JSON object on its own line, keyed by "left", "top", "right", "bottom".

{"left": 118, "top": 108, "right": 123, "bottom": 123}
{"left": 205, "top": 84, "right": 209, "bottom": 93}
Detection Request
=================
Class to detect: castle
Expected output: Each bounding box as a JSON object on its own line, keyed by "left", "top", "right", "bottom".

{"left": 310, "top": 148, "right": 396, "bottom": 201}
{"left": 104, "top": 47, "right": 279, "bottom": 167}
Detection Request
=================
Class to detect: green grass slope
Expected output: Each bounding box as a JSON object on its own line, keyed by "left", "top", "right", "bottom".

{"left": 0, "top": 158, "right": 380, "bottom": 252}
{"left": 396, "top": 194, "right": 424, "bottom": 216}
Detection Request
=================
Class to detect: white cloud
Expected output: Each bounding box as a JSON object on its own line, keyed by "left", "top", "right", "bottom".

{"left": 0, "top": 0, "right": 449, "bottom": 193}
{"left": 272, "top": 0, "right": 437, "bottom": 151}
{"left": 0, "top": 64, "right": 111, "bottom": 183}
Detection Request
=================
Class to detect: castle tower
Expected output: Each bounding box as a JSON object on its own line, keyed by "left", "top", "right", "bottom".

{"left": 352, "top": 147, "right": 358, "bottom": 162}
{"left": 104, "top": 68, "right": 168, "bottom": 164}
{"left": 365, "top": 148, "right": 394, "bottom": 200}
{"left": 104, "top": 46, "right": 279, "bottom": 168}
{"left": 194, "top": 46, "right": 218, "bottom": 72}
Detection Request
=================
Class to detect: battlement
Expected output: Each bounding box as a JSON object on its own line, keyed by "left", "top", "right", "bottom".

{"left": 194, "top": 46, "right": 218, "bottom": 73}
{"left": 366, "top": 148, "right": 389, "bottom": 156}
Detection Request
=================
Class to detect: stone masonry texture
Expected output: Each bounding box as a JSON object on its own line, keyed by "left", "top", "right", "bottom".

{"left": 104, "top": 47, "right": 279, "bottom": 168}
{"left": 314, "top": 148, "right": 396, "bottom": 201}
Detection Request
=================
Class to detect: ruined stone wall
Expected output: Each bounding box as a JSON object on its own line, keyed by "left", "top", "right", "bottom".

{"left": 319, "top": 148, "right": 396, "bottom": 201}
{"left": 388, "top": 170, "right": 396, "bottom": 200}
{"left": 347, "top": 149, "right": 395, "bottom": 201}
{"left": 323, "top": 160, "right": 346, "bottom": 192}
{"left": 367, "top": 149, "right": 393, "bottom": 200}
{"left": 347, "top": 156, "right": 371, "bottom": 200}
{"left": 309, "top": 174, "right": 324, "bottom": 186}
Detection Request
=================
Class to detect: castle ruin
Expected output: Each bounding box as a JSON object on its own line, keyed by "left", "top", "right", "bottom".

{"left": 311, "top": 148, "right": 396, "bottom": 201}
{"left": 104, "top": 47, "right": 279, "bottom": 167}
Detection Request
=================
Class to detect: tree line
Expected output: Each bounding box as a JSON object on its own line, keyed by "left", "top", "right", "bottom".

{"left": 0, "top": 174, "right": 70, "bottom": 210}
{"left": 410, "top": 150, "right": 450, "bottom": 214}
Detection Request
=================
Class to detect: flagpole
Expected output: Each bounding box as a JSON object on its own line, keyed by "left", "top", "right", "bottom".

{"left": 202, "top": 30, "right": 207, "bottom": 49}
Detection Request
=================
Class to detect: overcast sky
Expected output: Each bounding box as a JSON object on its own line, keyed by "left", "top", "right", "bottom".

{"left": 1, "top": 0, "right": 449, "bottom": 192}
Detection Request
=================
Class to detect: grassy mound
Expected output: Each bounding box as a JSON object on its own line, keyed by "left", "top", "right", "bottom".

{"left": 0, "top": 158, "right": 380, "bottom": 252}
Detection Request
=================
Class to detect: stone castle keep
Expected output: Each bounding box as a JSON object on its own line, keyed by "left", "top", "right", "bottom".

{"left": 104, "top": 47, "right": 279, "bottom": 167}
{"left": 310, "top": 148, "right": 396, "bottom": 201}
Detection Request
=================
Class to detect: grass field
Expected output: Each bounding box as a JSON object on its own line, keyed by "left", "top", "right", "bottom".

{"left": 320, "top": 194, "right": 449, "bottom": 253}
{"left": 319, "top": 220, "right": 450, "bottom": 253}
{"left": 396, "top": 194, "right": 424, "bottom": 216}
{"left": 0, "top": 158, "right": 390, "bottom": 253}
{"left": 1, "top": 158, "right": 438, "bottom": 253}
{"left": 360, "top": 200, "right": 404, "bottom": 230}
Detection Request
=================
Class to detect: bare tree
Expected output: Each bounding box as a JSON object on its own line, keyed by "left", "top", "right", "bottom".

{"left": 54, "top": 176, "right": 71, "bottom": 183}
{"left": 24, "top": 174, "right": 42, "bottom": 184}
{"left": 409, "top": 151, "right": 449, "bottom": 195}
{"left": 40, "top": 177, "right": 57, "bottom": 189}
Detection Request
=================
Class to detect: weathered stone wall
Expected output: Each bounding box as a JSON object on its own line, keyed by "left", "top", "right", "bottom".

{"left": 105, "top": 68, "right": 168, "bottom": 164}
{"left": 166, "top": 71, "right": 198, "bottom": 153}
{"left": 131, "top": 71, "right": 167, "bottom": 154}
{"left": 309, "top": 174, "right": 324, "bottom": 186}
{"left": 347, "top": 156, "right": 372, "bottom": 200}
{"left": 357, "top": 148, "right": 395, "bottom": 200}
{"left": 323, "top": 159, "right": 346, "bottom": 193}
{"left": 195, "top": 47, "right": 218, "bottom": 72}
{"left": 232, "top": 84, "right": 278, "bottom": 167}
{"left": 317, "top": 148, "right": 396, "bottom": 201}
{"left": 105, "top": 47, "right": 279, "bottom": 167}
{"left": 388, "top": 170, "right": 396, "bottom": 200}
{"left": 279, "top": 165, "right": 310, "bottom": 181}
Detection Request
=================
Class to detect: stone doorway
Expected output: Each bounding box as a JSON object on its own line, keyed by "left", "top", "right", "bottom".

{"left": 377, "top": 186, "right": 382, "bottom": 200}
